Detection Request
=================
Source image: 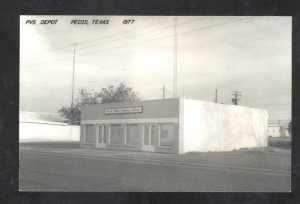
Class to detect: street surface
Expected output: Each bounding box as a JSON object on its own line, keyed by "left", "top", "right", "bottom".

{"left": 19, "top": 144, "right": 291, "bottom": 192}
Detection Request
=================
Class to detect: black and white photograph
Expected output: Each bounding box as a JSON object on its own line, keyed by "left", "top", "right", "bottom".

{"left": 19, "top": 15, "right": 291, "bottom": 192}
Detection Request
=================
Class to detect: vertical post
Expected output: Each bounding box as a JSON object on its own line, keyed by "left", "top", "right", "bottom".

{"left": 232, "top": 91, "right": 241, "bottom": 105}
{"left": 215, "top": 89, "right": 218, "bottom": 103}
{"left": 163, "top": 85, "right": 165, "bottom": 99}
{"left": 173, "top": 16, "right": 178, "bottom": 98}
{"left": 71, "top": 44, "right": 77, "bottom": 125}
{"left": 234, "top": 92, "right": 237, "bottom": 105}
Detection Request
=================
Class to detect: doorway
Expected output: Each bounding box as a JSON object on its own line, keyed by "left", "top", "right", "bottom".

{"left": 143, "top": 124, "right": 155, "bottom": 152}
{"left": 96, "top": 125, "right": 107, "bottom": 148}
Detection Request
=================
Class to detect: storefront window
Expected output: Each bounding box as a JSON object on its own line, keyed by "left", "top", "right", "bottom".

{"left": 151, "top": 125, "right": 155, "bottom": 145}
{"left": 144, "top": 125, "right": 149, "bottom": 145}
{"left": 85, "top": 125, "right": 94, "bottom": 144}
{"left": 110, "top": 124, "right": 122, "bottom": 144}
{"left": 126, "top": 124, "right": 138, "bottom": 146}
{"left": 160, "top": 124, "right": 174, "bottom": 147}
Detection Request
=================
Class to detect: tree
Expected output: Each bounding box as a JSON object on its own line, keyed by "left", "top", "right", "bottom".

{"left": 58, "top": 105, "right": 81, "bottom": 124}
{"left": 58, "top": 88, "right": 97, "bottom": 124}
{"left": 95, "top": 83, "right": 140, "bottom": 103}
{"left": 58, "top": 83, "right": 140, "bottom": 124}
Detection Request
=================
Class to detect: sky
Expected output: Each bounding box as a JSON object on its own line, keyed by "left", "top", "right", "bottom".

{"left": 20, "top": 16, "right": 292, "bottom": 121}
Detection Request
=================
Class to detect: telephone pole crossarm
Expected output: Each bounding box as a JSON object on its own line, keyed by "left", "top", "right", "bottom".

{"left": 232, "top": 91, "right": 242, "bottom": 105}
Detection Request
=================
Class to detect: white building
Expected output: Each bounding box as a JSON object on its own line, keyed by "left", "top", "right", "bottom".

{"left": 80, "top": 98, "right": 268, "bottom": 153}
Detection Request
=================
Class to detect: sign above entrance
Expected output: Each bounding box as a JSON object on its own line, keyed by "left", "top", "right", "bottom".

{"left": 104, "top": 106, "right": 143, "bottom": 115}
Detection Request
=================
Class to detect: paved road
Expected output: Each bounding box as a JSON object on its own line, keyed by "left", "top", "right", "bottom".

{"left": 19, "top": 147, "right": 291, "bottom": 192}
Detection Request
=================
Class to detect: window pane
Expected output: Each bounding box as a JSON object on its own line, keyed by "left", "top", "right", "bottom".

{"left": 126, "top": 124, "right": 138, "bottom": 146}
{"left": 98, "top": 126, "right": 103, "bottom": 143}
{"left": 85, "top": 125, "right": 94, "bottom": 144}
{"left": 98, "top": 126, "right": 108, "bottom": 143}
{"left": 160, "top": 124, "right": 174, "bottom": 147}
{"left": 144, "top": 125, "right": 149, "bottom": 145}
{"left": 103, "top": 126, "right": 107, "bottom": 143}
{"left": 110, "top": 124, "right": 122, "bottom": 144}
{"left": 150, "top": 125, "right": 155, "bottom": 146}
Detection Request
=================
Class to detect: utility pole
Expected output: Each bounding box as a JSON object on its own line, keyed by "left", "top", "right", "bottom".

{"left": 162, "top": 85, "right": 165, "bottom": 99}
{"left": 232, "top": 91, "right": 242, "bottom": 105}
{"left": 173, "top": 16, "right": 178, "bottom": 98}
{"left": 215, "top": 89, "right": 218, "bottom": 103}
{"left": 71, "top": 43, "right": 78, "bottom": 125}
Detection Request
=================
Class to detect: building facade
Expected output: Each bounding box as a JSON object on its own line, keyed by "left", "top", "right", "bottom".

{"left": 80, "top": 98, "right": 268, "bottom": 154}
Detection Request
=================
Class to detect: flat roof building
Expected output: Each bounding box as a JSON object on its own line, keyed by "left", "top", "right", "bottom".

{"left": 80, "top": 98, "right": 268, "bottom": 154}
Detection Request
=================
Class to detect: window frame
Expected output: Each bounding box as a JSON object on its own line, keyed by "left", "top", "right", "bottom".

{"left": 109, "top": 124, "right": 123, "bottom": 145}
{"left": 97, "top": 125, "right": 108, "bottom": 144}
{"left": 158, "top": 123, "right": 174, "bottom": 148}
{"left": 84, "top": 124, "right": 94, "bottom": 145}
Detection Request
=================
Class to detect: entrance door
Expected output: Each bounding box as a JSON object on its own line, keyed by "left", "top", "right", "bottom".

{"left": 96, "top": 125, "right": 107, "bottom": 148}
{"left": 143, "top": 124, "right": 155, "bottom": 152}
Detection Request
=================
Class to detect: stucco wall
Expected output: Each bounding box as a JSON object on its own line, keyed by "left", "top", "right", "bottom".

{"left": 20, "top": 121, "right": 80, "bottom": 142}
{"left": 183, "top": 99, "right": 268, "bottom": 152}
{"left": 81, "top": 98, "right": 180, "bottom": 121}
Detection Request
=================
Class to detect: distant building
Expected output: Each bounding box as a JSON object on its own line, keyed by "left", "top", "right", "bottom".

{"left": 80, "top": 98, "right": 268, "bottom": 154}
{"left": 267, "top": 125, "right": 290, "bottom": 137}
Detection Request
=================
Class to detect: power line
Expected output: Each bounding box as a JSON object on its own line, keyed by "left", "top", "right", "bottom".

{"left": 71, "top": 17, "right": 181, "bottom": 46}
{"left": 142, "top": 88, "right": 162, "bottom": 100}
{"left": 22, "top": 16, "right": 200, "bottom": 61}
{"left": 20, "top": 17, "right": 177, "bottom": 61}
{"left": 20, "top": 46, "right": 74, "bottom": 62}
{"left": 72, "top": 17, "right": 209, "bottom": 53}
{"left": 79, "top": 16, "right": 252, "bottom": 58}
{"left": 21, "top": 17, "right": 253, "bottom": 68}
{"left": 21, "top": 17, "right": 251, "bottom": 67}
{"left": 21, "top": 17, "right": 208, "bottom": 64}
{"left": 164, "top": 88, "right": 173, "bottom": 94}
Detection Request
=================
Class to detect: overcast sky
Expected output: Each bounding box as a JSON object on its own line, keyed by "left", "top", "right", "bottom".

{"left": 20, "top": 16, "right": 291, "bottom": 121}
